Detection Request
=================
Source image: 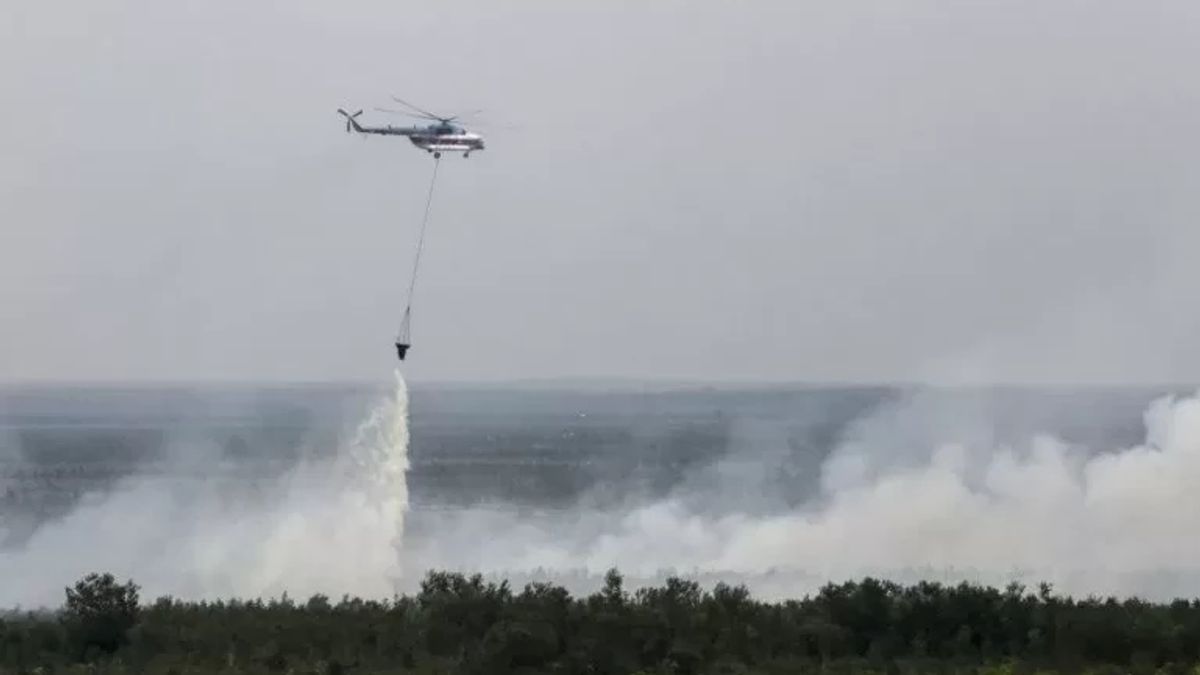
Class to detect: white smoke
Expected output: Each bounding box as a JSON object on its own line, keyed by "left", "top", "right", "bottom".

{"left": 0, "top": 371, "right": 410, "bottom": 608}
{"left": 0, "top": 427, "right": 17, "bottom": 547}
{"left": 401, "top": 388, "right": 1200, "bottom": 601}
{"left": 6, "top": 378, "right": 1200, "bottom": 606}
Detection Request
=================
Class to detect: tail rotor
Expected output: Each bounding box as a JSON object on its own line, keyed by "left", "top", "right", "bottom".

{"left": 337, "top": 108, "right": 363, "bottom": 133}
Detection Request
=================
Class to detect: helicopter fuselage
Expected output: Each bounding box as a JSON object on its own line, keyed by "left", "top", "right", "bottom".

{"left": 407, "top": 131, "right": 485, "bottom": 155}
{"left": 348, "top": 119, "right": 485, "bottom": 157}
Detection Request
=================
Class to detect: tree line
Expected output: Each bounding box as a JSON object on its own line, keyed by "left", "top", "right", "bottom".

{"left": 4, "top": 570, "right": 1200, "bottom": 674}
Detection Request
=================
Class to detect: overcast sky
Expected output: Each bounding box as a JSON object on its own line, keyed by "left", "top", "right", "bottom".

{"left": 3, "top": 1, "right": 1199, "bottom": 384}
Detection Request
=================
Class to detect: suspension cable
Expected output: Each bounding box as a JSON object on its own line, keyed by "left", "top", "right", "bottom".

{"left": 400, "top": 156, "right": 441, "bottom": 337}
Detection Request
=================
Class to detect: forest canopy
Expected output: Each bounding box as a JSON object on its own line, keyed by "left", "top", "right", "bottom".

{"left": 3, "top": 570, "right": 1200, "bottom": 674}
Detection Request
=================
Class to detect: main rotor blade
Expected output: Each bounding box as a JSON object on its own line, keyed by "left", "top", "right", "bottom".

{"left": 438, "top": 109, "right": 484, "bottom": 124}
{"left": 374, "top": 107, "right": 436, "bottom": 121}
{"left": 390, "top": 96, "right": 442, "bottom": 120}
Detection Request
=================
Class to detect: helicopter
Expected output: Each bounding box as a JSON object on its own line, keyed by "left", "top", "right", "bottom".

{"left": 337, "top": 97, "right": 485, "bottom": 158}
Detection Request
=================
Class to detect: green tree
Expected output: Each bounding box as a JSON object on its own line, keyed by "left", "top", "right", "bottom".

{"left": 62, "top": 572, "right": 141, "bottom": 658}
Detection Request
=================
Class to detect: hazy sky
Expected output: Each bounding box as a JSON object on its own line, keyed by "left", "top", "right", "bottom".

{"left": 3, "top": 1, "right": 1200, "bottom": 384}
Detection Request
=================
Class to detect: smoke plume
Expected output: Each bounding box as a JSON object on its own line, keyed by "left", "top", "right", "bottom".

{"left": 0, "top": 372, "right": 410, "bottom": 607}
{"left": 5, "top": 379, "right": 1200, "bottom": 606}
{"left": 401, "top": 388, "right": 1200, "bottom": 601}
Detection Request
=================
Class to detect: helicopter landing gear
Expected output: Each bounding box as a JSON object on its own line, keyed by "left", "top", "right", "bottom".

{"left": 433, "top": 151, "right": 441, "bottom": 159}
{"left": 463, "top": 151, "right": 470, "bottom": 158}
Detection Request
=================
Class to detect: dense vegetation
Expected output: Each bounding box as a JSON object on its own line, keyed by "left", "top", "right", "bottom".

{"left": 5, "top": 571, "right": 1200, "bottom": 674}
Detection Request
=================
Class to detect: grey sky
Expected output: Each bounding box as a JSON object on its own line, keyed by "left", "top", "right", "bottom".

{"left": 3, "top": 1, "right": 1199, "bottom": 384}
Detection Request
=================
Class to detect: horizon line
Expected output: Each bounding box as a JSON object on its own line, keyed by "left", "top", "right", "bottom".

{"left": 2, "top": 375, "right": 1197, "bottom": 392}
